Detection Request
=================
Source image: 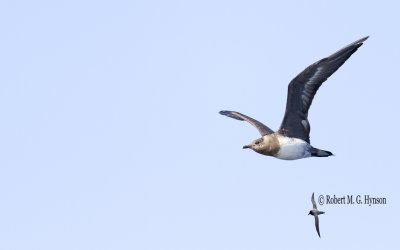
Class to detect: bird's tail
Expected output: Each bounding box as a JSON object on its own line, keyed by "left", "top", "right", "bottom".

{"left": 311, "top": 147, "right": 334, "bottom": 157}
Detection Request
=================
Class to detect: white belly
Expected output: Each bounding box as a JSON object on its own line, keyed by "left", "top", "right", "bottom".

{"left": 275, "top": 136, "right": 311, "bottom": 160}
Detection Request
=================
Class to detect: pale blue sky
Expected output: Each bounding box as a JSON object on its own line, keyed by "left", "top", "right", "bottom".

{"left": 0, "top": 1, "right": 399, "bottom": 249}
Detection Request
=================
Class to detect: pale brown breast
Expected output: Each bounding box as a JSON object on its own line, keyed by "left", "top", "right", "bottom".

{"left": 260, "top": 134, "right": 280, "bottom": 156}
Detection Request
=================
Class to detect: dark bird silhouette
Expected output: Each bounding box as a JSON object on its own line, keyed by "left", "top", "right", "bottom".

{"left": 308, "top": 192, "right": 325, "bottom": 237}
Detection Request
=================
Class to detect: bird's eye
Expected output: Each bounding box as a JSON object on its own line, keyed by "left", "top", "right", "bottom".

{"left": 255, "top": 141, "right": 260, "bottom": 145}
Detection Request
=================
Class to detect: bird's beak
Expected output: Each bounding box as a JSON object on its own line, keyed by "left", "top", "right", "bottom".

{"left": 243, "top": 145, "right": 251, "bottom": 149}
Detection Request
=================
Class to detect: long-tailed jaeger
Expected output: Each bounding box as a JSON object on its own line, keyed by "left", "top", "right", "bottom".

{"left": 220, "top": 36, "right": 368, "bottom": 160}
{"left": 309, "top": 192, "right": 325, "bottom": 238}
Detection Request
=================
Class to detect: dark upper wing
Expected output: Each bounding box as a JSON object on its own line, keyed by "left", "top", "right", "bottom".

{"left": 219, "top": 110, "right": 274, "bottom": 136}
{"left": 314, "top": 215, "right": 321, "bottom": 238}
{"left": 278, "top": 36, "right": 369, "bottom": 143}
{"left": 311, "top": 192, "right": 317, "bottom": 209}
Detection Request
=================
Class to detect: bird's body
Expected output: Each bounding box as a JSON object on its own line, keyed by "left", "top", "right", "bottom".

{"left": 274, "top": 135, "right": 311, "bottom": 160}
{"left": 309, "top": 209, "right": 325, "bottom": 216}
{"left": 220, "top": 36, "right": 368, "bottom": 160}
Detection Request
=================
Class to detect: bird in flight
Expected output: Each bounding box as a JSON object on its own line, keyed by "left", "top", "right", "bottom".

{"left": 220, "top": 36, "right": 368, "bottom": 160}
{"left": 308, "top": 192, "right": 325, "bottom": 238}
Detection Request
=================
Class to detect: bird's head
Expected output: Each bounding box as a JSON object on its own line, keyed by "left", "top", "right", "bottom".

{"left": 308, "top": 210, "right": 312, "bottom": 215}
{"left": 243, "top": 137, "right": 266, "bottom": 152}
{"left": 242, "top": 135, "right": 280, "bottom": 156}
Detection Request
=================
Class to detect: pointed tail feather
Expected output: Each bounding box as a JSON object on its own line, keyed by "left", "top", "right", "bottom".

{"left": 311, "top": 147, "right": 334, "bottom": 157}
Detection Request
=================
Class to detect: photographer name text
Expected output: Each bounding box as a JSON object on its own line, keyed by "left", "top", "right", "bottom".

{"left": 318, "top": 195, "right": 386, "bottom": 206}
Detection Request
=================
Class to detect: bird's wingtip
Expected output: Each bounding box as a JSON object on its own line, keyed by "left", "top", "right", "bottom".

{"left": 356, "top": 35, "right": 369, "bottom": 45}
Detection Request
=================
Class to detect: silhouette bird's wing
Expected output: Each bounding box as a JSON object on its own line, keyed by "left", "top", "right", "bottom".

{"left": 219, "top": 110, "right": 274, "bottom": 136}
{"left": 314, "top": 215, "right": 321, "bottom": 237}
{"left": 278, "top": 36, "right": 369, "bottom": 143}
{"left": 311, "top": 192, "right": 317, "bottom": 209}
